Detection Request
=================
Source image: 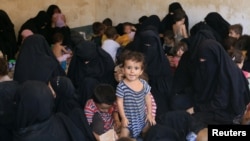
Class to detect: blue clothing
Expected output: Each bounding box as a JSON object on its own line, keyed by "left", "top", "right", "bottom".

{"left": 116, "top": 79, "right": 151, "bottom": 138}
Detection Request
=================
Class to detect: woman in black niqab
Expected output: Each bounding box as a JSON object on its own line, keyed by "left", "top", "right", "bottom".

{"left": 13, "top": 80, "right": 86, "bottom": 141}
{"left": 170, "top": 30, "right": 216, "bottom": 110}
{"left": 67, "top": 40, "right": 116, "bottom": 106}
{"left": 191, "top": 39, "right": 250, "bottom": 124}
{"left": 17, "top": 10, "right": 50, "bottom": 46}
{"left": 204, "top": 12, "right": 230, "bottom": 43}
{"left": 14, "top": 34, "right": 65, "bottom": 84}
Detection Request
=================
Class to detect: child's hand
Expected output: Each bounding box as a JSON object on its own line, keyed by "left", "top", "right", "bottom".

{"left": 146, "top": 114, "right": 156, "bottom": 126}
{"left": 186, "top": 107, "right": 194, "bottom": 115}
{"left": 121, "top": 117, "right": 129, "bottom": 127}
{"left": 114, "top": 120, "right": 121, "bottom": 132}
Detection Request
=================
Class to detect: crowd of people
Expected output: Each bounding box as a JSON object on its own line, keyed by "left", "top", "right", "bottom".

{"left": 1, "top": 2, "right": 250, "bottom": 141}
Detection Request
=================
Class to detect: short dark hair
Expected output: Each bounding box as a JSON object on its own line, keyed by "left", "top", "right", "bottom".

{"left": 104, "top": 26, "right": 117, "bottom": 39}
{"left": 0, "top": 58, "right": 8, "bottom": 76}
{"left": 164, "top": 30, "right": 175, "bottom": 40}
{"left": 92, "top": 22, "right": 105, "bottom": 35}
{"left": 223, "top": 36, "right": 237, "bottom": 51}
{"left": 121, "top": 51, "right": 145, "bottom": 70}
{"left": 171, "top": 41, "right": 188, "bottom": 55}
{"left": 93, "top": 84, "right": 116, "bottom": 105}
{"left": 52, "top": 32, "right": 64, "bottom": 43}
{"left": 229, "top": 24, "right": 243, "bottom": 35}
{"left": 102, "top": 18, "right": 113, "bottom": 27}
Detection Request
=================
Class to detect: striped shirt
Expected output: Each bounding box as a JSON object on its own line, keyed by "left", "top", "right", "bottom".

{"left": 84, "top": 99, "right": 118, "bottom": 132}
{"left": 116, "top": 79, "right": 151, "bottom": 138}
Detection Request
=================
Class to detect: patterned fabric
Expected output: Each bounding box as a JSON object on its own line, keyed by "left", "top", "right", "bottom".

{"left": 116, "top": 79, "right": 151, "bottom": 138}
{"left": 84, "top": 99, "right": 117, "bottom": 132}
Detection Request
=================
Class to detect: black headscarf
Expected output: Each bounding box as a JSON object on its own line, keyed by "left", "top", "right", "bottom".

{"left": 67, "top": 40, "right": 116, "bottom": 106}
{"left": 192, "top": 39, "right": 250, "bottom": 124}
{"left": 50, "top": 76, "right": 81, "bottom": 115}
{"left": 204, "top": 12, "right": 230, "bottom": 42}
{"left": 190, "top": 21, "right": 222, "bottom": 43}
{"left": 172, "top": 30, "right": 216, "bottom": 96}
{"left": 46, "top": 4, "right": 61, "bottom": 22}
{"left": 159, "top": 2, "right": 189, "bottom": 34}
{"left": 17, "top": 10, "right": 49, "bottom": 46}
{"left": 148, "top": 111, "right": 195, "bottom": 141}
{"left": 0, "top": 10, "right": 18, "bottom": 60}
{"left": 0, "top": 81, "right": 19, "bottom": 141}
{"left": 67, "top": 40, "right": 116, "bottom": 89}
{"left": 14, "top": 80, "right": 86, "bottom": 141}
{"left": 14, "top": 34, "right": 65, "bottom": 84}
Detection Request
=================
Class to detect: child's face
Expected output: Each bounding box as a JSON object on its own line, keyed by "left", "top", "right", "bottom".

{"left": 96, "top": 103, "right": 112, "bottom": 113}
{"left": 176, "top": 47, "right": 185, "bottom": 57}
{"left": 229, "top": 30, "right": 240, "bottom": 39}
{"left": 124, "top": 25, "right": 132, "bottom": 34}
{"left": 123, "top": 60, "right": 143, "bottom": 81}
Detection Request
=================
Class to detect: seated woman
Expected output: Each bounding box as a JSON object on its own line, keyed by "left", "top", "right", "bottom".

{"left": 17, "top": 10, "right": 49, "bottom": 47}
{"left": 0, "top": 81, "right": 19, "bottom": 141}
{"left": 13, "top": 34, "right": 66, "bottom": 84}
{"left": 46, "top": 4, "right": 72, "bottom": 48}
{"left": 67, "top": 40, "right": 116, "bottom": 106}
{"left": 176, "top": 39, "right": 250, "bottom": 125}
{"left": 13, "top": 80, "right": 86, "bottom": 141}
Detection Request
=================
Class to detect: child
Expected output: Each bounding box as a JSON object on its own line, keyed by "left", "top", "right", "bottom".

{"left": 172, "top": 8, "right": 189, "bottom": 42}
{"left": 222, "top": 36, "right": 237, "bottom": 51}
{"left": 162, "top": 30, "right": 175, "bottom": 55}
{"left": 84, "top": 83, "right": 121, "bottom": 141}
{"left": 116, "top": 51, "right": 156, "bottom": 139}
{"left": 114, "top": 50, "right": 157, "bottom": 119}
{"left": 91, "top": 22, "right": 106, "bottom": 47}
{"left": 228, "top": 49, "right": 250, "bottom": 78}
{"left": 0, "top": 57, "right": 12, "bottom": 82}
{"left": 228, "top": 24, "right": 243, "bottom": 39}
{"left": 167, "top": 41, "right": 188, "bottom": 74}
{"left": 102, "top": 26, "right": 120, "bottom": 62}
{"left": 51, "top": 32, "right": 72, "bottom": 71}
{"left": 116, "top": 22, "right": 136, "bottom": 47}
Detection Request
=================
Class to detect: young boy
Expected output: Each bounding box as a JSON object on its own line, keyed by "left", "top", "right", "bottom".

{"left": 116, "top": 22, "right": 136, "bottom": 47}
{"left": 91, "top": 22, "right": 106, "bottom": 47}
{"left": 163, "top": 30, "right": 175, "bottom": 55}
{"left": 228, "top": 24, "right": 243, "bottom": 39}
{"left": 51, "top": 32, "right": 72, "bottom": 71}
{"left": 84, "top": 84, "right": 121, "bottom": 141}
{"left": 101, "top": 26, "right": 120, "bottom": 63}
{"left": 167, "top": 41, "right": 188, "bottom": 74}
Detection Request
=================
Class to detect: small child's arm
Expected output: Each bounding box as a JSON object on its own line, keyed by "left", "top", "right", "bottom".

{"left": 145, "top": 93, "right": 156, "bottom": 126}
{"left": 112, "top": 111, "right": 121, "bottom": 133}
{"left": 116, "top": 97, "right": 129, "bottom": 127}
